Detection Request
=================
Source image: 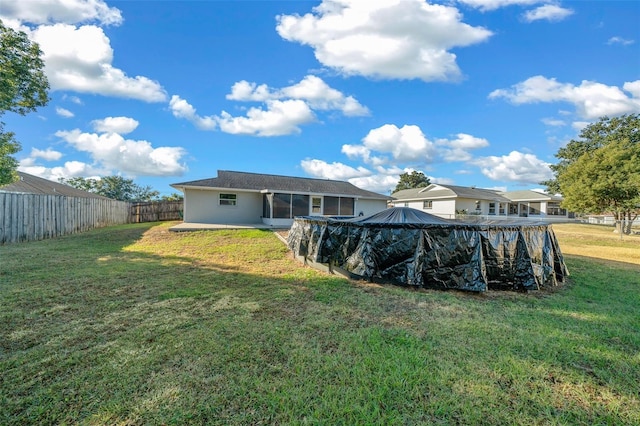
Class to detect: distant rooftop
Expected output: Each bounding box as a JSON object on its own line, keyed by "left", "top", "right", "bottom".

{"left": 0, "top": 172, "right": 110, "bottom": 199}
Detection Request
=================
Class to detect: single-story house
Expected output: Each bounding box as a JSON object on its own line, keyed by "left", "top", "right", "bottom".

{"left": 171, "top": 170, "right": 392, "bottom": 227}
{"left": 391, "top": 183, "right": 571, "bottom": 220}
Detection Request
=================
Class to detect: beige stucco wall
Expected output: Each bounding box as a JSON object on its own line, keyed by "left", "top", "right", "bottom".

{"left": 355, "top": 199, "right": 389, "bottom": 217}
{"left": 183, "top": 188, "right": 389, "bottom": 225}
{"left": 398, "top": 199, "right": 457, "bottom": 218}
{"left": 183, "top": 189, "right": 263, "bottom": 224}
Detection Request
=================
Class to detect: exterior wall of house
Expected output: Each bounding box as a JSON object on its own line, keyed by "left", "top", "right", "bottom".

{"left": 430, "top": 199, "right": 456, "bottom": 218}
{"left": 356, "top": 199, "right": 389, "bottom": 217}
{"left": 184, "top": 189, "right": 263, "bottom": 224}
{"left": 455, "top": 198, "right": 483, "bottom": 215}
{"left": 183, "top": 189, "right": 390, "bottom": 227}
{"left": 396, "top": 199, "right": 456, "bottom": 218}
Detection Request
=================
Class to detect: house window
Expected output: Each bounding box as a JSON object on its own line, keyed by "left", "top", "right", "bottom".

{"left": 499, "top": 203, "right": 505, "bottom": 215}
{"left": 219, "top": 193, "right": 237, "bottom": 206}
{"left": 292, "top": 194, "right": 310, "bottom": 217}
{"left": 323, "top": 196, "right": 355, "bottom": 216}
{"left": 423, "top": 200, "right": 433, "bottom": 209}
{"left": 528, "top": 202, "right": 541, "bottom": 215}
{"left": 489, "top": 202, "right": 496, "bottom": 215}
{"left": 404, "top": 202, "right": 409, "bottom": 207}
{"left": 475, "top": 200, "right": 481, "bottom": 211}
{"left": 262, "top": 194, "right": 271, "bottom": 218}
{"left": 324, "top": 197, "right": 339, "bottom": 215}
{"left": 311, "top": 197, "right": 322, "bottom": 214}
{"left": 340, "top": 197, "right": 354, "bottom": 215}
{"left": 547, "top": 202, "right": 566, "bottom": 216}
{"left": 273, "top": 193, "right": 292, "bottom": 218}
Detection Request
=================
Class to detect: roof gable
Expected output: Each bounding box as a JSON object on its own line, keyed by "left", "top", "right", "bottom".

{"left": 172, "top": 170, "right": 391, "bottom": 200}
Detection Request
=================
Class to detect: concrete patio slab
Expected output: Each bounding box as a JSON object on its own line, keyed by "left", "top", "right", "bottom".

{"left": 169, "top": 222, "right": 287, "bottom": 232}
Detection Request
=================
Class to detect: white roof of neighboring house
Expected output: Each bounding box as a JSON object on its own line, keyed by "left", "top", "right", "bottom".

{"left": 500, "top": 189, "right": 563, "bottom": 202}
{"left": 393, "top": 183, "right": 511, "bottom": 203}
{"left": 393, "top": 184, "right": 563, "bottom": 203}
{"left": 0, "top": 171, "right": 110, "bottom": 199}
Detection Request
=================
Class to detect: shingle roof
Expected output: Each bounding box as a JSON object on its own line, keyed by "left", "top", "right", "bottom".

{"left": 393, "top": 183, "right": 511, "bottom": 202}
{"left": 172, "top": 170, "right": 391, "bottom": 200}
{"left": 0, "top": 172, "right": 110, "bottom": 199}
{"left": 501, "top": 190, "right": 562, "bottom": 202}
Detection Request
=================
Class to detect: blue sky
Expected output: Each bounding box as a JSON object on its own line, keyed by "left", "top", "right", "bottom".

{"left": 1, "top": 0, "right": 639, "bottom": 196}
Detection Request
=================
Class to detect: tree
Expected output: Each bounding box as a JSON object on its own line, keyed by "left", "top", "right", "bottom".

{"left": 60, "top": 176, "right": 160, "bottom": 202}
{"left": 544, "top": 114, "right": 640, "bottom": 234}
{"left": 0, "top": 20, "right": 50, "bottom": 185}
{"left": 393, "top": 171, "right": 431, "bottom": 193}
{"left": 161, "top": 192, "right": 184, "bottom": 201}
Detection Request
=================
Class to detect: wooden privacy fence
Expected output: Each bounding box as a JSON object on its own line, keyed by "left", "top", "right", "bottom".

{"left": 130, "top": 201, "right": 183, "bottom": 223}
{"left": 0, "top": 193, "right": 130, "bottom": 244}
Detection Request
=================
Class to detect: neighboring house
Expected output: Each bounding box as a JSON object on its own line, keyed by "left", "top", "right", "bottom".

{"left": 391, "top": 183, "right": 571, "bottom": 220}
{"left": 0, "top": 171, "right": 109, "bottom": 199}
{"left": 171, "top": 170, "right": 392, "bottom": 227}
{"left": 503, "top": 189, "right": 570, "bottom": 219}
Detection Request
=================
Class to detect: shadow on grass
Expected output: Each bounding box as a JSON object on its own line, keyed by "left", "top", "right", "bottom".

{"left": 1, "top": 223, "right": 639, "bottom": 425}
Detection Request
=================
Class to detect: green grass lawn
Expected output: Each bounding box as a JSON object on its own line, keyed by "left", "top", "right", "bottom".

{"left": 1, "top": 222, "right": 639, "bottom": 425}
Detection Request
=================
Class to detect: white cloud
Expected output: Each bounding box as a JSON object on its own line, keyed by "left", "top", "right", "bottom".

{"left": 436, "top": 133, "right": 489, "bottom": 162}
{"left": 227, "top": 75, "right": 369, "bottom": 116}
{"left": 29, "top": 147, "right": 63, "bottom": 161}
{"left": 489, "top": 76, "right": 640, "bottom": 119}
{"left": 571, "top": 121, "right": 590, "bottom": 131}
{"left": 624, "top": 81, "right": 640, "bottom": 98}
{"left": 457, "top": 0, "right": 542, "bottom": 12}
{"left": 473, "top": 151, "right": 553, "bottom": 184}
{"left": 170, "top": 95, "right": 317, "bottom": 136}
{"left": 0, "top": 0, "right": 122, "bottom": 26}
{"left": 362, "top": 124, "right": 437, "bottom": 163}
{"left": 301, "top": 158, "right": 407, "bottom": 193}
{"left": 607, "top": 36, "right": 635, "bottom": 46}
{"left": 276, "top": 0, "right": 492, "bottom": 82}
{"left": 541, "top": 117, "right": 565, "bottom": 126}
{"left": 300, "top": 159, "right": 371, "bottom": 180}
{"left": 341, "top": 144, "right": 387, "bottom": 166}
{"left": 55, "top": 129, "right": 187, "bottom": 177}
{"left": 280, "top": 75, "right": 369, "bottom": 116}
{"left": 522, "top": 4, "right": 573, "bottom": 22}
{"left": 174, "top": 76, "right": 366, "bottom": 135}
{"left": 168, "top": 95, "right": 217, "bottom": 130}
{"left": 19, "top": 158, "right": 107, "bottom": 181}
{"left": 91, "top": 116, "right": 139, "bottom": 134}
{"left": 62, "top": 94, "right": 83, "bottom": 104}
{"left": 341, "top": 125, "right": 491, "bottom": 167}
{"left": 30, "top": 24, "right": 167, "bottom": 102}
{"left": 349, "top": 174, "right": 401, "bottom": 194}
{"left": 226, "top": 81, "right": 272, "bottom": 102}
{"left": 56, "top": 106, "right": 74, "bottom": 118}
{"left": 217, "top": 100, "right": 316, "bottom": 137}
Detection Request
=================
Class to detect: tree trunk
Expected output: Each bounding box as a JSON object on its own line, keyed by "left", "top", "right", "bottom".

{"left": 623, "top": 211, "right": 637, "bottom": 234}
{"left": 613, "top": 211, "right": 622, "bottom": 235}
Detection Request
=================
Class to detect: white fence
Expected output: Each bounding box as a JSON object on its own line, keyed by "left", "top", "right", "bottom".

{"left": 0, "top": 193, "right": 131, "bottom": 244}
{"left": 587, "top": 215, "right": 640, "bottom": 227}
{"left": 446, "top": 214, "right": 579, "bottom": 223}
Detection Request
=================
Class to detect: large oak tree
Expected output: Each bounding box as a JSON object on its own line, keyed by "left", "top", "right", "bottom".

{"left": 393, "top": 171, "right": 431, "bottom": 193}
{"left": 543, "top": 114, "right": 640, "bottom": 234}
{"left": 0, "top": 20, "right": 50, "bottom": 185}
{"left": 60, "top": 176, "right": 160, "bottom": 202}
